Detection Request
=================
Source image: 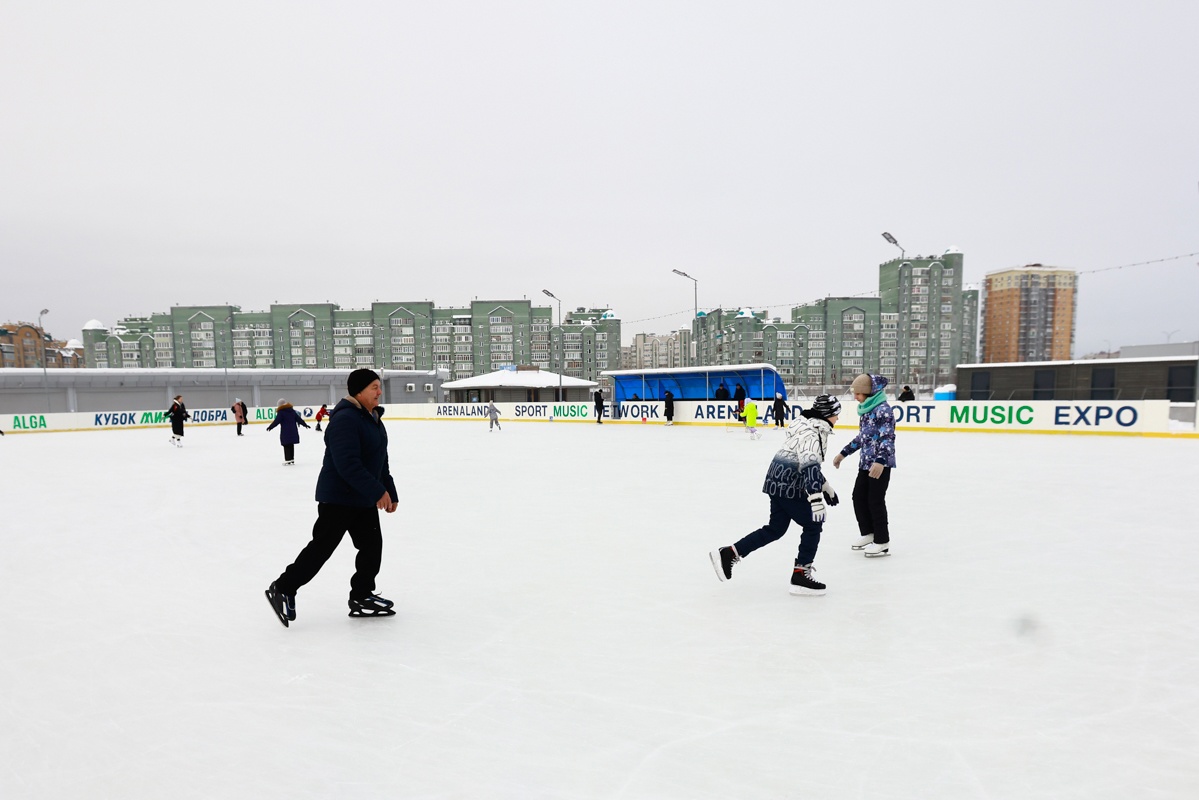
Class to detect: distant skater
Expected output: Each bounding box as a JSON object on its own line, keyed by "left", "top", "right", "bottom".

{"left": 772, "top": 392, "right": 787, "bottom": 428}
{"left": 265, "top": 369, "right": 399, "bottom": 627}
{"left": 266, "top": 398, "right": 311, "bottom": 465}
{"left": 664, "top": 391, "right": 675, "bottom": 426}
{"left": 898, "top": 385, "right": 915, "bottom": 402}
{"left": 315, "top": 403, "right": 329, "bottom": 432}
{"left": 833, "top": 373, "right": 896, "bottom": 558}
{"left": 594, "top": 389, "right": 605, "bottom": 424}
{"left": 487, "top": 400, "right": 501, "bottom": 431}
{"left": 166, "top": 395, "right": 190, "bottom": 447}
{"left": 743, "top": 398, "right": 761, "bottom": 440}
{"left": 232, "top": 398, "right": 248, "bottom": 436}
{"left": 710, "top": 395, "right": 842, "bottom": 596}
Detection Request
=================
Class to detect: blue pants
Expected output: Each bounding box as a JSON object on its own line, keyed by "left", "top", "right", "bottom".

{"left": 734, "top": 494, "right": 823, "bottom": 566}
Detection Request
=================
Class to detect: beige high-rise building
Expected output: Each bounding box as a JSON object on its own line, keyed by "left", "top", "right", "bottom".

{"left": 626, "top": 332, "right": 685, "bottom": 370}
{"left": 981, "top": 266, "right": 1077, "bottom": 363}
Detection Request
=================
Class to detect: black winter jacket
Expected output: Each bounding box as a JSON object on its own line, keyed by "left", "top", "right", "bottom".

{"left": 314, "top": 398, "right": 398, "bottom": 508}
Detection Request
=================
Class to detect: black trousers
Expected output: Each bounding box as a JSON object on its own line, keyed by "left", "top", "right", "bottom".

{"left": 277, "top": 503, "right": 383, "bottom": 599}
{"left": 852, "top": 467, "right": 891, "bottom": 543}
{"left": 283, "top": 443, "right": 295, "bottom": 462}
{"left": 236, "top": 422, "right": 244, "bottom": 435}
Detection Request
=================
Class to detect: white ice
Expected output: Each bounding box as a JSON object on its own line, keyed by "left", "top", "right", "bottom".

{"left": 1, "top": 422, "right": 1197, "bottom": 799}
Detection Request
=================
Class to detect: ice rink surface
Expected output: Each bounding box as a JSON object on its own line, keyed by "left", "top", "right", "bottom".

{"left": 1, "top": 420, "right": 1197, "bottom": 799}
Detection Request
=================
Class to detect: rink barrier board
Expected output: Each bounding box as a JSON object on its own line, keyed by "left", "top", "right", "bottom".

{"left": 3, "top": 400, "right": 1195, "bottom": 437}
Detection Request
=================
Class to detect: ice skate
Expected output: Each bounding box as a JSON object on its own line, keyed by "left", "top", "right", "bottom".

{"left": 864, "top": 542, "right": 891, "bottom": 558}
{"left": 709, "top": 545, "right": 740, "bottom": 582}
{"left": 348, "top": 593, "right": 396, "bottom": 617}
{"left": 264, "top": 582, "right": 295, "bottom": 627}
{"left": 851, "top": 534, "right": 874, "bottom": 551}
{"left": 789, "top": 563, "right": 826, "bottom": 596}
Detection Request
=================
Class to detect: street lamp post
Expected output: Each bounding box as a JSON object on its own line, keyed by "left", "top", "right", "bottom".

{"left": 671, "top": 269, "right": 698, "bottom": 366}
{"left": 38, "top": 309, "right": 50, "bottom": 412}
{"left": 1165, "top": 330, "right": 1180, "bottom": 344}
{"left": 222, "top": 316, "right": 232, "bottom": 407}
{"left": 881, "top": 231, "right": 905, "bottom": 258}
{"left": 542, "top": 290, "right": 563, "bottom": 402}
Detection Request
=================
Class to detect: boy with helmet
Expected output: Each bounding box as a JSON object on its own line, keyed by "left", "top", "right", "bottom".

{"left": 710, "top": 395, "right": 842, "bottom": 596}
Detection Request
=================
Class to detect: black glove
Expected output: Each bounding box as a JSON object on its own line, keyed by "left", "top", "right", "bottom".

{"left": 821, "top": 481, "right": 839, "bottom": 506}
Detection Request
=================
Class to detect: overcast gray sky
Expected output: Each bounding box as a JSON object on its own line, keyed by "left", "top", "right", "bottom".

{"left": 3, "top": 0, "right": 1197, "bottom": 353}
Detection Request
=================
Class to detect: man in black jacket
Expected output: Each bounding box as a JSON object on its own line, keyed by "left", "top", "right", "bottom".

{"left": 265, "top": 369, "right": 399, "bottom": 626}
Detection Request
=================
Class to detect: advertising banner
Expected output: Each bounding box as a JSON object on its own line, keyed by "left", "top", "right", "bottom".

{"left": 0, "top": 399, "right": 1181, "bottom": 436}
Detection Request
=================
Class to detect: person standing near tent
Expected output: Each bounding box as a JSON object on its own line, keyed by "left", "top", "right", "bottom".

{"left": 772, "top": 392, "right": 787, "bottom": 428}
{"left": 265, "top": 369, "right": 399, "bottom": 627}
{"left": 231, "top": 398, "right": 248, "bottom": 436}
{"left": 266, "top": 398, "right": 311, "bottom": 465}
{"left": 710, "top": 395, "right": 842, "bottom": 595}
{"left": 166, "top": 395, "right": 190, "bottom": 447}
{"left": 487, "top": 400, "right": 502, "bottom": 432}
{"left": 714, "top": 383, "right": 730, "bottom": 401}
{"left": 315, "top": 403, "right": 330, "bottom": 431}
{"left": 594, "top": 388, "right": 605, "bottom": 424}
{"left": 833, "top": 373, "right": 896, "bottom": 558}
{"left": 664, "top": 391, "right": 675, "bottom": 426}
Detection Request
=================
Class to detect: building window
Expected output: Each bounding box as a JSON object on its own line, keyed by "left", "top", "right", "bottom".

{"left": 970, "top": 371, "right": 991, "bottom": 400}
{"left": 1033, "top": 369, "right": 1055, "bottom": 401}
{"left": 1166, "top": 365, "right": 1196, "bottom": 403}
{"left": 1090, "top": 367, "right": 1116, "bottom": 401}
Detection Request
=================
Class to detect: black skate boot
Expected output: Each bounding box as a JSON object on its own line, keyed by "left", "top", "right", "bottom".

{"left": 348, "top": 593, "right": 396, "bottom": 617}
{"left": 265, "top": 582, "right": 295, "bottom": 627}
{"left": 709, "top": 545, "right": 741, "bottom": 582}
{"left": 789, "top": 563, "right": 826, "bottom": 596}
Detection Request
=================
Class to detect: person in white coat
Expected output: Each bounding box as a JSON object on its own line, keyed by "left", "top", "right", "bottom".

{"left": 710, "top": 395, "right": 843, "bottom": 596}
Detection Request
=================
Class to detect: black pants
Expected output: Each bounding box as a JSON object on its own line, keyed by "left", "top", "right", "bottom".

{"left": 276, "top": 504, "right": 383, "bottom": 598}
{"left": 734, "top": 494, "right": 822, "bottom": 566}
{"left": 595, "top": 405, "right": 603, "bottom": 423}
{"left": 283, "top": 443, "right": 295, "bottom": 462}
{"left": 236, "top": 422, "right": 244, "bottom": 435}
{"left": 852, "top": 467, "right": 891, "bottom": 543}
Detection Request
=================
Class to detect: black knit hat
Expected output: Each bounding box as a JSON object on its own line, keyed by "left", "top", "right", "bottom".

{"left": 801, "top": 394, "right": 842, "bottom": 422}
{"left": 347, "top": 368, "right": 381, "bottom": 397}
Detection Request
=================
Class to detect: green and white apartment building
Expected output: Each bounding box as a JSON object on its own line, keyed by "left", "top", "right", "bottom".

{"left": 81, "top": 301, "right": 621, "bottom": 384}
{"left": 688, "top": 249, "right": 980, "bottom": 391}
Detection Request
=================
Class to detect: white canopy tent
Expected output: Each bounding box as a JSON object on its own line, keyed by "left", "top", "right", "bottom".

{"left": 442, "top": 368, "right": 597, "bottom": 403}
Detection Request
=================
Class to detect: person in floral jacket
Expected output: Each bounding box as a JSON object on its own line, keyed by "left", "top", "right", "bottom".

{"left": 833, "top": 373, "right": 896, "bottom": 558}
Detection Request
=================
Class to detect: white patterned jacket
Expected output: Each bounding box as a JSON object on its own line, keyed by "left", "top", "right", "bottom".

{"left": 761, "top": 414, "right": 833, "bottom": 500}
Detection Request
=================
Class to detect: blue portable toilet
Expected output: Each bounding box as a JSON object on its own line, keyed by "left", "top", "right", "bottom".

{"left": 933, "top": 384, "right": 956, "bottom": 400}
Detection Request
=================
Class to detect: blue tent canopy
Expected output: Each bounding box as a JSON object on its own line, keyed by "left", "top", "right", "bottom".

{"left": 601, "top": 364, "right": 787, "bottom": 403}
